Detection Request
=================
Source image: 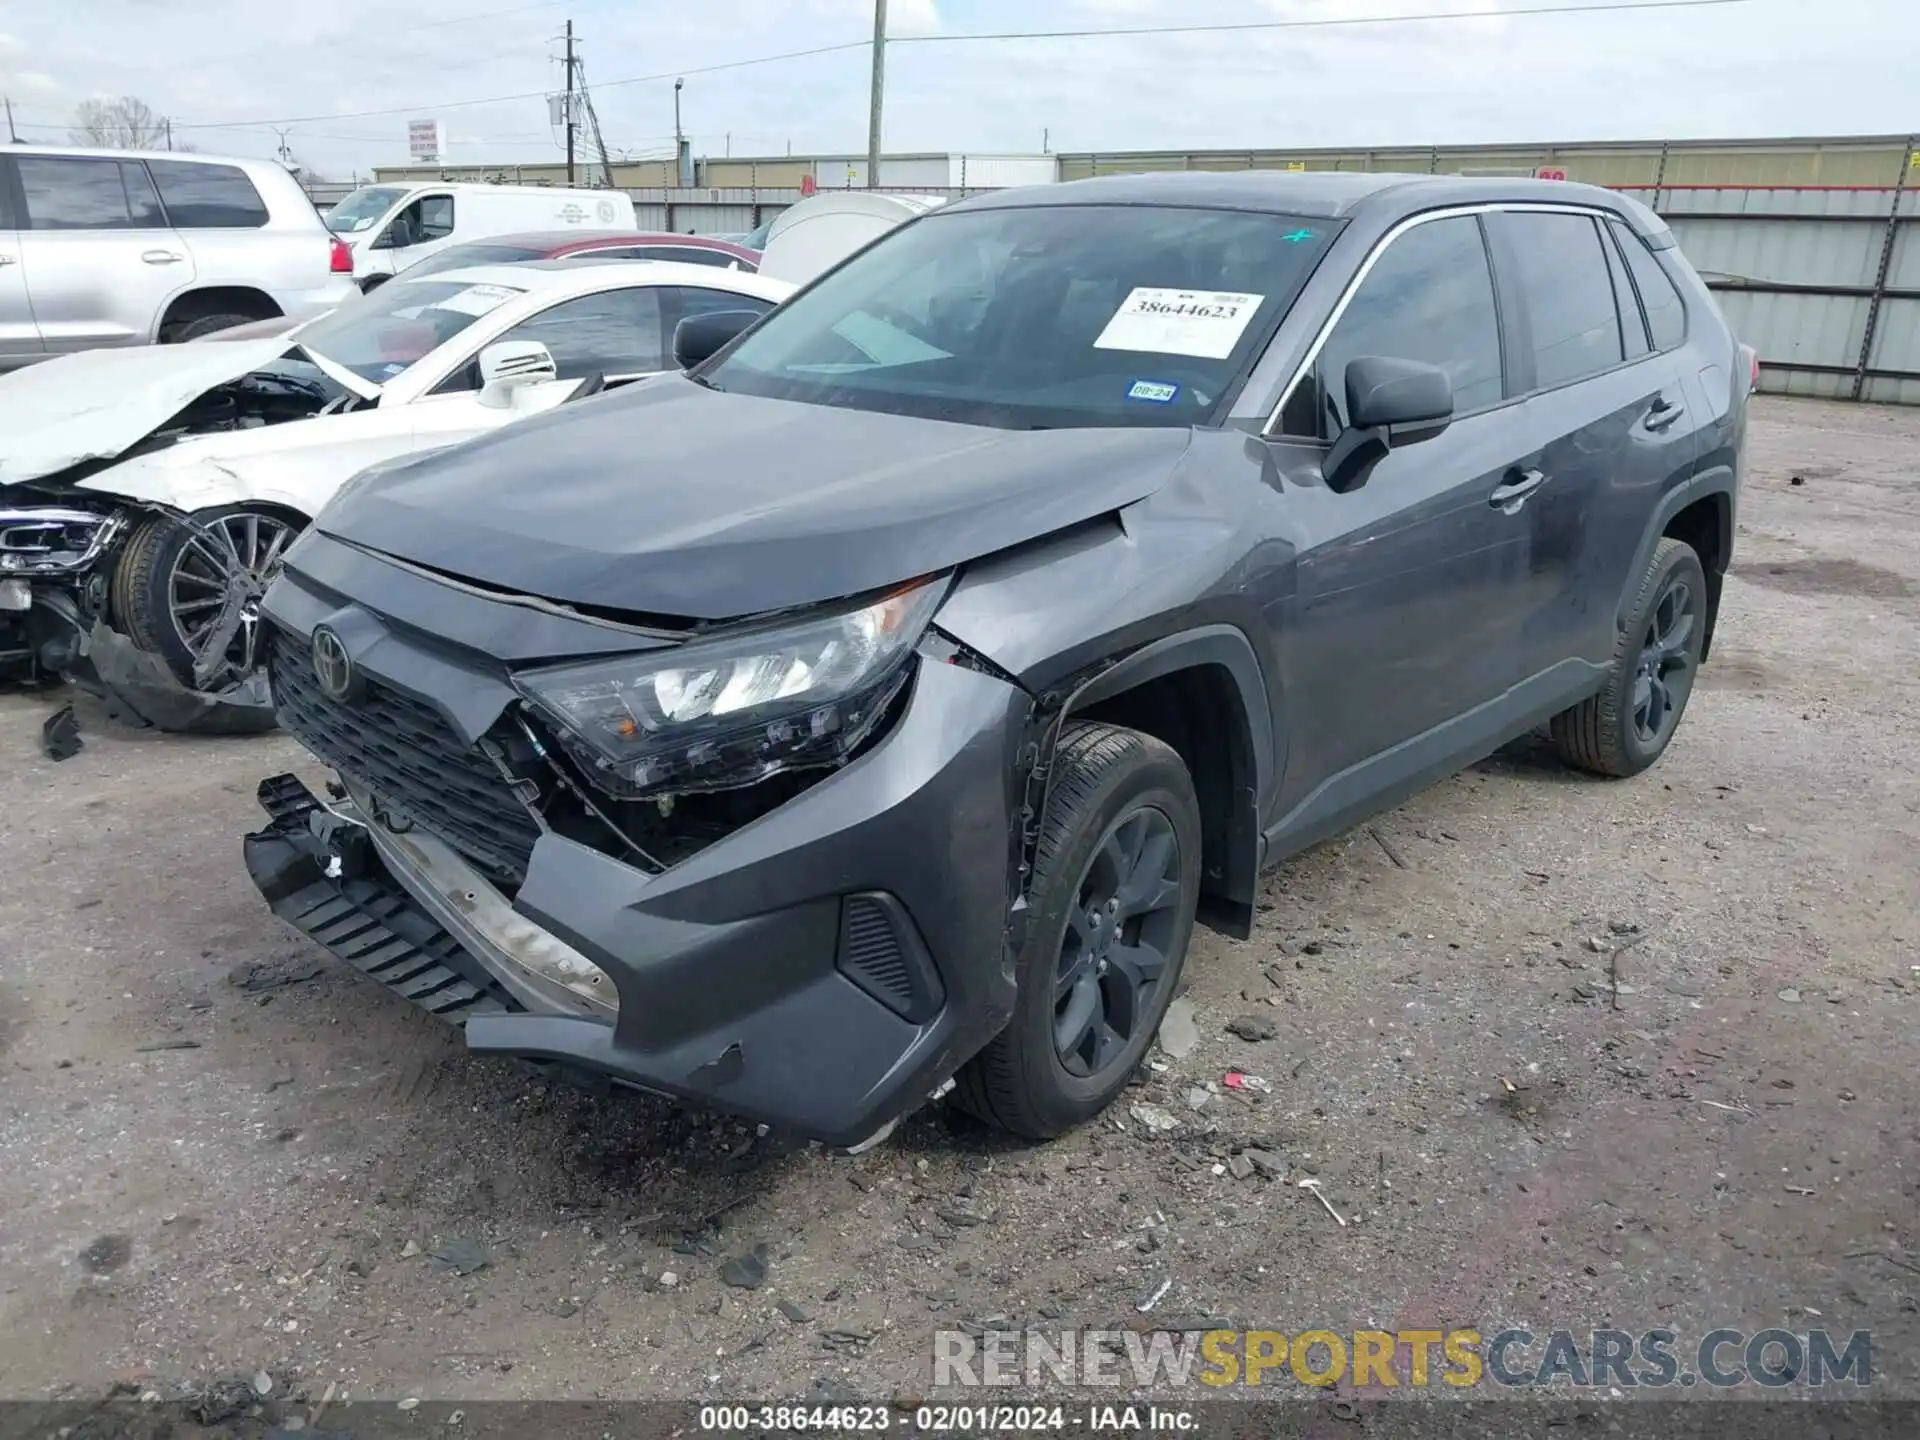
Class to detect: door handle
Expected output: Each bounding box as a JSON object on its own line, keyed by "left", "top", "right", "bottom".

{"left": 141, "top": 250, "right": 185, "bottom": 265}
{"left": 1644, "top": 394, "right": 1685, "bottom": 431}
{"left": 1489, "top": 467, "right": 1546, "bottom": 512}
{"left": 0, "top": 254, "right": 15, "bottom": 267}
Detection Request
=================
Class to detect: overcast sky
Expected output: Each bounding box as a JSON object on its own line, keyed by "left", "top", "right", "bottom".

{"left": 0, "top": 0, "right": 1909, "bottom": 180}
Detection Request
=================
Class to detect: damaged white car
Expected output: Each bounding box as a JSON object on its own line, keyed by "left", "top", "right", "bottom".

{"left": 0, "top": 260, "right": 791, "bottom": 730}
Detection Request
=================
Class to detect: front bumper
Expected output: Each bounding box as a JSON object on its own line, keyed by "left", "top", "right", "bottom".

{"left": 244, "top": 628, "right": 1032, "bottom": 1148}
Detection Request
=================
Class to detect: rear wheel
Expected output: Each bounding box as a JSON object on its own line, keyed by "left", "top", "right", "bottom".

{"left": 1551, "top": 536, "right": 1706, "bottom": 777}
{"left": 952, "top": 722, "right": 1202, "bottom": 1140}
{"left": 113, "top": 505, "right": 303, "bottom": 693}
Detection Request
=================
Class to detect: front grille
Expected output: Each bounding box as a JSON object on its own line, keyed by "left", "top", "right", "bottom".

{"left": 268, "top": 630, "right": 540, "bottom": 885}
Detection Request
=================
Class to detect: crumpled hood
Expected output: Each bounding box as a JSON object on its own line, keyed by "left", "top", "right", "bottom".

{"left": 317, "top": 374, "right": 1194, "bottom": 621}
{"left": 0, "top": 339, "right": 309, "bottom": 486}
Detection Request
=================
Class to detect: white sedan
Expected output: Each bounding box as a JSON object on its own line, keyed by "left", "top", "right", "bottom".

{"left": 0, "top": 261, "right": 790, "bottom": 727}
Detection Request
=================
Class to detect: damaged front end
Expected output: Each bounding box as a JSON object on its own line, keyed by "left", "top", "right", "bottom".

{"left": 244, "top": 541, "right": 1035, "bottom": 1146}
{"left": 0, "top": 502, "right": 124, "bottom": 681}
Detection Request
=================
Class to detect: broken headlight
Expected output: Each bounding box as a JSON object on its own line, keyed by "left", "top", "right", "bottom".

{"left": 513, "top": 576, "right": 947, "bottom": 798}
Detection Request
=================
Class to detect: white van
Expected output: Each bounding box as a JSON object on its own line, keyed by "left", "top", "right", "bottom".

{"left": 324, "top": 182, "right": 639, "bottom": 288}
{"left": 755, "top": 192, "right": 947, "bottom": 287}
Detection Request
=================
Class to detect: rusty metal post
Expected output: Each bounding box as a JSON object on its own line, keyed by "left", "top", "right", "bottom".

{"left": 1851, "top": 135, "right": 1915, "bottom": 402}
{"left": 1651, "top": 140, "right": 1670, "bottom": 215}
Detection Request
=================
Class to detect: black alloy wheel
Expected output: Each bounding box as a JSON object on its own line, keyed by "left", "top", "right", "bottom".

{"left": 1053, "top": 805, "right": 1184, "bottom": 1078}
{"left": 1631, "top": 571, "right": 1696, "bottom": 746}
{"left": 952, "top": 721, "right": 1203, "bottom": 1140}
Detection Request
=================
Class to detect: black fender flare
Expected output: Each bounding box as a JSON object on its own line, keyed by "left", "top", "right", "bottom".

{"left": 1049, "top": 623, "right": 1273, "bottom": 938}
{"left": 1617, "top": 472, "right": 1734, "bottom": 633}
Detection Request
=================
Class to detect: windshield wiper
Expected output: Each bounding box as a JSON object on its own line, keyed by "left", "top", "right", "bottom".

{"left": 686, "top": 371, "right": 725, "bottom": 393}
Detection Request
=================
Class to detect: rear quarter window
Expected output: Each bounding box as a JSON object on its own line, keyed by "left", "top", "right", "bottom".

{"left": 1608, "top": 217, "right": 1687, "bottom": 351}
{"left": 148, "top": 160, "right": 270, "bottom": 228}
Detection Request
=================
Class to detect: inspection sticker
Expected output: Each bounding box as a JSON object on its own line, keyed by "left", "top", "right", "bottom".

{"left": 434, "top": 283, "right": 521, "bottom": 318}
{"left": 1126, "top": 379, "right": 1180, "bottom": 404}
{"left": 1094, "top": 288, "right": 1264, "bottom": 360}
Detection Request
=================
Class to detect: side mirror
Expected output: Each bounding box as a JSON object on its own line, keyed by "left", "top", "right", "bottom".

{"left": 370, "top": 224, "right": 397, "bottom": 251}
{"left": 1322, "top": 356, "right": 1455, "bottom": 493}
{"left": 672, "top": 309, "right": 761, "bottom": 370}
{"left": 476, "top": 340, "right": 558, "bottom": 408}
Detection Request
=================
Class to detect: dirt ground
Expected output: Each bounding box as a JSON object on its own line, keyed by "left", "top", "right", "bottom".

{"left": 1, "top": 395, "right": 1916, "bottom": 1413}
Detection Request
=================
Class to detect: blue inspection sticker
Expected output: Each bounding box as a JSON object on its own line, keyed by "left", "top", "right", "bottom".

{"left": 1127, "top": 379, "right": 1180, "bottom": 404}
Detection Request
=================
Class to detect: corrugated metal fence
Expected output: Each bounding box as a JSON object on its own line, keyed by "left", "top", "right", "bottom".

{"left": 1621, "top": 183, "right": 1919, "bottom": 405}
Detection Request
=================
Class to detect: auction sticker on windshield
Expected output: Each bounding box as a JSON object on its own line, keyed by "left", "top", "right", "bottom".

{"left": 1094, "top": 288, "right": 1265, "bottom": 360}
{"left": 435, "top": 284, "right": 522, "bottom": 318}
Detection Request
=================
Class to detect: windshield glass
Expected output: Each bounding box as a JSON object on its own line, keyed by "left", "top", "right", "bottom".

{"left": 326, "top": 185, "right": 409, "bottom": 234}
{"left": 397, "top": 242, "right": 550, "bottom": 278}
{"left": 293, "top": 277, "right": 526, "bottom": 383}
{"left": 705, "top": 204, "right": 1337, "bottom": 428}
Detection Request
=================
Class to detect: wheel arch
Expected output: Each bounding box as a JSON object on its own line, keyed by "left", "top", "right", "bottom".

{"left": 1619, "top": 476, "right": 1733, "bottom": 661}
{"left": 1051, "top": 625, "right": 1270, "bottom": 939}
{"left": 156, "top": 286, "right": 284, "bottom": 341}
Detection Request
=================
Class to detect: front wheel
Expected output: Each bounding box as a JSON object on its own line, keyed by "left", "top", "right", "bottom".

{"left": 1551, "top": 536, "right": 1707, "bottom": 777}
{"left": 952, "top": 722, "right": 1202, "bottom": 1140}
{"left": 112, "top": 506, "right": 304, "bottom": 694}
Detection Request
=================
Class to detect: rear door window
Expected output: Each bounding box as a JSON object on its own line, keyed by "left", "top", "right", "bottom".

{"left": 1281, "top": 214, "right": 1505, "bottom": 439}
{"left": 1498, "top": 211, "right": 1624, "bottom": 389}
{"left": 1608, "top": 218, "right": 1687, "bottom": 351}
{"left": 119, "top": 162, "right": 165, "bottom": 228}
{"left": 147, "top": 160, "right": 270, "bottom": 228}
{"left": 17, "top": 156, "right": 159, "bottom": 230}
{"left": 0, "top": 159, "right": 16, "bottom": 228}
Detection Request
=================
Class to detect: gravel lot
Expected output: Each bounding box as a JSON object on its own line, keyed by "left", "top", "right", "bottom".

{"left": 1, "top": 396, "right": 1916, "bottom": 1414}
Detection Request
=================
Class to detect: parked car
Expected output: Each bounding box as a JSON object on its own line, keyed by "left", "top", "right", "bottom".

{"left": 390, "top": 230, "right": 763, "bottom": 276}
{"left": 0, "top": 146, "right": 357, "bottom": 370}
{"left": 324, "top": 182, "right": 639, "bottom": 289}
{"left": 0, "top": 261, "right": 789, "bottom": 728}
{"left": 242, "top": 172, "right": 1746, "bottom": 1150}
{"left": 201, "top": 232, "right": 766, "bottom": 345}
{"left": 752, "top": 192, "right": 944, "bottom": 285}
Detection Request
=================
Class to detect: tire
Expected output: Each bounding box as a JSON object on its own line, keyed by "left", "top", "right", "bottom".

{"left": 111, "top": 506, "right": 304, "bottom": 692}
{"left": 1551, "top": 536, "right": 1707, "bottom": 778}
{"left": 952, "top": 722, "right": 1203, "bottom": 1140}
{"left": 167, "top": 312, "right": 259, "bottom": 343}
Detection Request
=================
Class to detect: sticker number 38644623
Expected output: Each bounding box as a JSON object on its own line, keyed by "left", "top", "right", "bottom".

{"left": 1094, "top": 288, "right": 1266, "bottom": 360}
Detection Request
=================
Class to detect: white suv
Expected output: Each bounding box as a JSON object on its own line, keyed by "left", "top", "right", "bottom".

{"left": 0, "top": 146, "right": 357, "bottom": 370}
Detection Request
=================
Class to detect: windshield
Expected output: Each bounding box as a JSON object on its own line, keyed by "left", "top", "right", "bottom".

{"left": 326, "top": 185, "right": 409, "bottom": 234}
{"left": 704, "top": 204, "right": 1337, "bottom": 428}
{"left": 292, "top": 277, "right": 526, "bottom": 383}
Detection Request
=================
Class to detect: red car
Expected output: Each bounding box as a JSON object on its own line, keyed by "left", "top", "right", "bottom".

{"left": 203, "top": 231, "right": 764, "bottom": 341}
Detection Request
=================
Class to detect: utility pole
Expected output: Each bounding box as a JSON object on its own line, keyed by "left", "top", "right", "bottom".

{"left": 163, "top": 116, "right": 173, "bottom": 150}
{"left": 3, "top": 97, "right": 16, "bottom": 144}
{"left": 866, "top": 0, "right": 886, "bottom": 189}
{"left": 673, "top": 78, "right": 685, "bottom": 186}
{"left": 564, "top": 18, "right": 576, "bottom": 184}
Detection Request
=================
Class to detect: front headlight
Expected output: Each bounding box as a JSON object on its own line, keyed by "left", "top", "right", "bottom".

{"left": 513, "top": 575, "right": 947, "bottom": 797}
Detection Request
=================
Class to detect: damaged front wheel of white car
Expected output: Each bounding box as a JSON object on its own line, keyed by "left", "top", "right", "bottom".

{"left": 112, "top": 504, "right": 303, "bottom": 697}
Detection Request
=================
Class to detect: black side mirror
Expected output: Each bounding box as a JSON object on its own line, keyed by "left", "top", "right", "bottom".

{"left": 1322, "top": 356, "right": 1455, "bottom": 493}
{"left": 672, "top": 309, "right": 761, "bottom": 370}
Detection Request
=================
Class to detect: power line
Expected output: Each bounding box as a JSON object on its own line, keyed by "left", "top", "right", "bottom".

{"left": 165, "top": 0, "right": 1758, "bottom": 133}
{"left": 894, "top": 0, "right": 1753, "bottom": 45}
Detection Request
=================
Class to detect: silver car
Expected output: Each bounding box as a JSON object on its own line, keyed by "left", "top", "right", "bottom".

{"left": 0, "top": 146, "right": 358, "bottom": 370}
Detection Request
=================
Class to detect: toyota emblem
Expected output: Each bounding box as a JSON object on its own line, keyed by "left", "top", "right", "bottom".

{"left": 311, "top": 625, "right": 357, "bottom": 702}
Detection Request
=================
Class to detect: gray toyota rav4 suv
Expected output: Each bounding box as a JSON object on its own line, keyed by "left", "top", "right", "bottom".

{"left": 243, "top": 172, "right": 1747, "bottom": 1149}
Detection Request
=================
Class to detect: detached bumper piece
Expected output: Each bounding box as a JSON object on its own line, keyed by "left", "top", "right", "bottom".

{"left": 243, "top": 774, "right": 520, "bottom": 1024}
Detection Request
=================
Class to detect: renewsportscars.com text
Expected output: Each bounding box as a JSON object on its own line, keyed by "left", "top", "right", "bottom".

{"left": 933, "top": 1327, "right": 1874, "bottom": 1390}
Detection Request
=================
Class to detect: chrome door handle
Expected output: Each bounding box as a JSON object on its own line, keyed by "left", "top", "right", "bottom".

{"left": 141, "top": 250, "right": 185, "bottom": 265}
{"left": 1489, "top": 467, "right": 1547, "bottom": 513}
